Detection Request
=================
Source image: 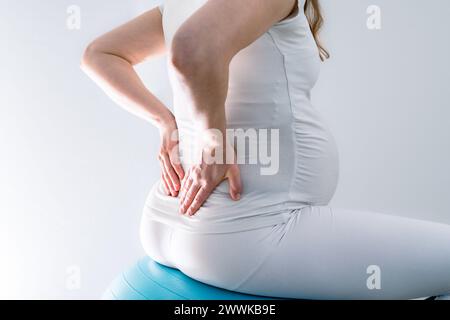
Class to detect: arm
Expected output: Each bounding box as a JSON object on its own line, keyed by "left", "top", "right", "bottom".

{"left": 172, "top": 0, "right": 297, "bottom": 215}
{"left": 81, "top": 7, "right": 184, "bottom": 196}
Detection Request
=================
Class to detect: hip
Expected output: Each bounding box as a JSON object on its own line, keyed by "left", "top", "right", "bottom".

{"left": 139, "top": 212, "right": 290, "bottom": 292}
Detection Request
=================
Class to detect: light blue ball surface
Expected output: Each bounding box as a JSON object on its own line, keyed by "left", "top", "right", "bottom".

{"left": 102, "top": 256, "right": 275, "bottom": 300}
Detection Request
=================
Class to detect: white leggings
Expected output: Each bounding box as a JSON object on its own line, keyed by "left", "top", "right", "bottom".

{"left": 140, "top": 206, "right": 450, "bottom": 299}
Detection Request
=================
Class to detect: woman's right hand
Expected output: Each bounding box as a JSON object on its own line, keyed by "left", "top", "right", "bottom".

{"left": 158, "top": 118, "right": 185, "bottom": 197}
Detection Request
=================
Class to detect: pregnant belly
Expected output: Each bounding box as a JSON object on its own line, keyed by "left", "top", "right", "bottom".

{"left": 143, "top": 109, "right": 339, "bottom": 233}
{"left": 142, "top": 134, "right": 338, "bottom": 234}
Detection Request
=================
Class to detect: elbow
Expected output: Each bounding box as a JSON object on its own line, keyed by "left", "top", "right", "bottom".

{"left": 170, "top": 30, "right": 223, "bottom": 77}
{"left": 80, "top": 41, "right": 101, "bottom": 73}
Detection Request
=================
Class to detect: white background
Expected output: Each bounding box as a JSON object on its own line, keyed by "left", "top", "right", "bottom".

{"left": 0, "top": 0, "right": 449, "bottom": 299}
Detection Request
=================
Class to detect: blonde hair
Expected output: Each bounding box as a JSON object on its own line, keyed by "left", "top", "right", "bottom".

{"left": 304, "top": 0, "right": 329, "bottom": 61}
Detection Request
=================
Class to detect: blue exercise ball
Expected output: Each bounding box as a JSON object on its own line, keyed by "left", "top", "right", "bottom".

{"left": 102, "top": 256, "right": 275, "bottom": 300}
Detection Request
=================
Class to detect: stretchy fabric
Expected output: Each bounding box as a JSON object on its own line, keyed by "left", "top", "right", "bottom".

{"left": 150, "top": 0, "right": 339, "bottom": 233}
{"left": 140, "top": 0, "right": 450, "bottom": 299}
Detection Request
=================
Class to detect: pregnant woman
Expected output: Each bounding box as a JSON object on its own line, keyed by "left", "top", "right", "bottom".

{"left": 81, "top": 0, "right": 450, "bottom": 299}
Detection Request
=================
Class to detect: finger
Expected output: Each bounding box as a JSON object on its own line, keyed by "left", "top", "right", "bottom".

{"left": 178, "top": 167, "right": 191, "bottom": 200}
{"left": 226, "top": 165, "right": 242, "bottom": 200}
{"left": 179, "top": 175, "right": 194, "bottom": 209}
{"left": 172, "top": 163, "right": 185, "bottom": 183}
{"left": 161, "top": 153, "right": 180, "bottom": 192}
{"left": 162, "top": 170, "right": 176, "bottom": 196}
{"left": 161, "top": 174, "right": 170, "bottom": 196}
{"left": 180, "top": 183, "right": 201, "bottom": 214}
{"left": 159, "top": 157, "right": 177, "bottom": 195}
{"left": 169, "top": 144, "right": 185, "bottom": 181}
{"left": 186, "top": 186, "right": 213, "bottom": 216}
{"left": 159, "top": 160, "right": 175, "bottom": 196}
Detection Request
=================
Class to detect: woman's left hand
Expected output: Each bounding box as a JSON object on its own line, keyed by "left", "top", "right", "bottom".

{"left": 158, "top": 119, "right": 185, "bottom": 197}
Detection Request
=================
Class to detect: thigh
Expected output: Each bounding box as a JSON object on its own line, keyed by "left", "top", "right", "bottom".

{"left": 236, "top": 206, "right": 450, "bottom": 299}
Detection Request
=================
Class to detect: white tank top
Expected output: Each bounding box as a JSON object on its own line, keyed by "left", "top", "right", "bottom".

{"left": 144, "top": 0, "right": 339, "bottom": 233}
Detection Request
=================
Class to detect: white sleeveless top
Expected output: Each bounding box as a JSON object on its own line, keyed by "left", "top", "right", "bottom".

{"left": 144, "top": 0, "right": 339, "bottom": 233}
